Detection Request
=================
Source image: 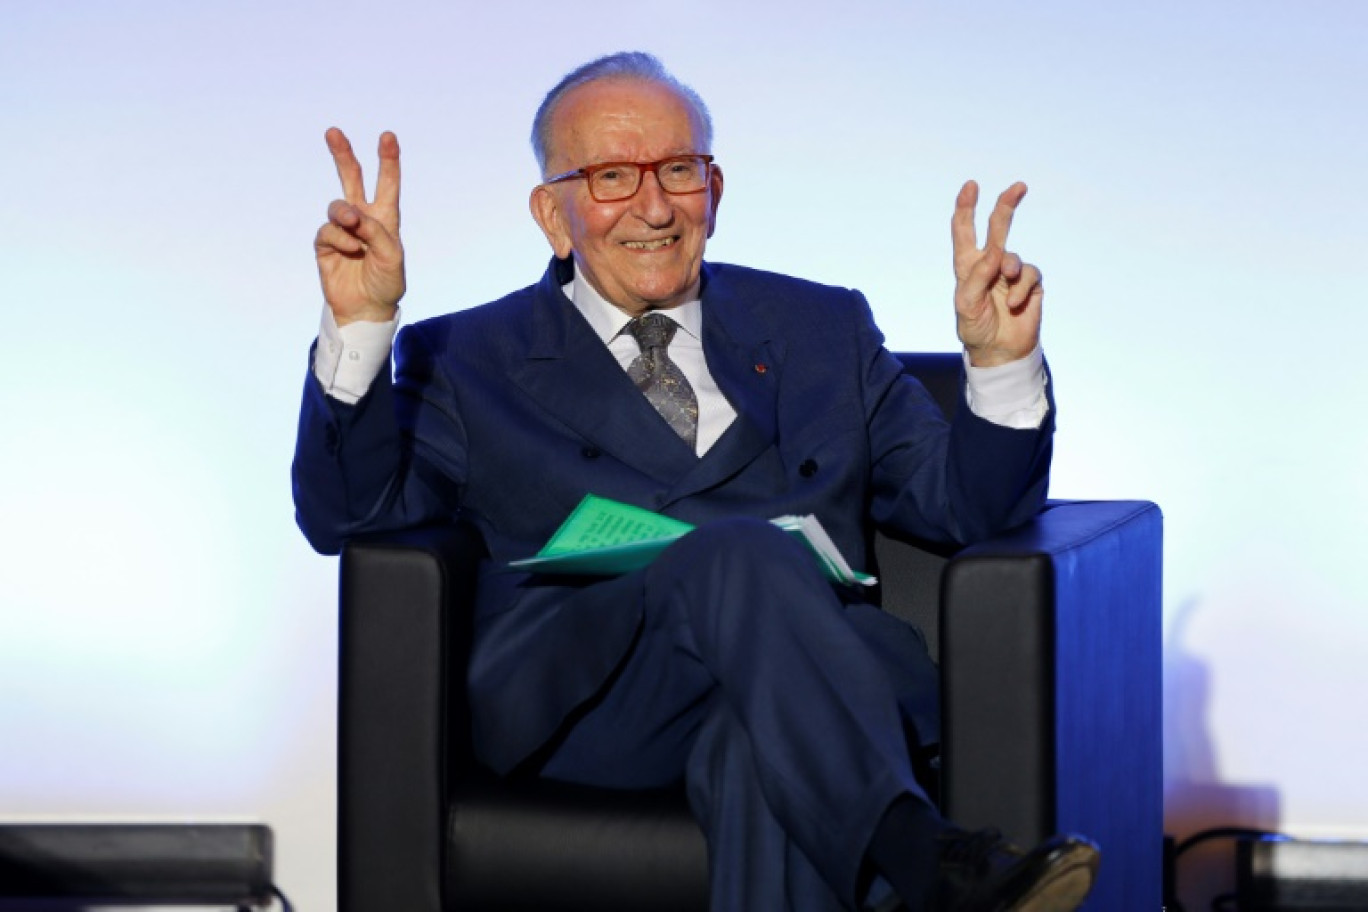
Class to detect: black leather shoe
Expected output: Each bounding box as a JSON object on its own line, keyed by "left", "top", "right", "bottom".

{"left": 932, "top": 828, "right": 1100, "bottom": 911}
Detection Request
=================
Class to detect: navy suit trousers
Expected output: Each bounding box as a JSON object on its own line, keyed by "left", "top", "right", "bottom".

{"left": 538, "top": 518, "right": 942, "bottom": 911}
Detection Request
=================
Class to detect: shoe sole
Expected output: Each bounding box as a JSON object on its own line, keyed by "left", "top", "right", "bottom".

{"left": 1007, "top": 840, "right": 1100, "bottom": 912}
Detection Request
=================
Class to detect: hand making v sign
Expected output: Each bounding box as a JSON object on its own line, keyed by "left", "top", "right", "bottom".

{"left": 951, "top": 181, "right": 1043, "bottom": 368}
{"left": 314, "top": 128, "right": 406, "bottom": 326}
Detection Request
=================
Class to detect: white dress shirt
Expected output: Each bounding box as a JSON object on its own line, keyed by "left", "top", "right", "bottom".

{"left": 564, "top": 270, "right": 736, "bottom": 455}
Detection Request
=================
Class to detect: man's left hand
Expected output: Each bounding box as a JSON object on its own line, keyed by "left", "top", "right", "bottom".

{"left": 951, "top": 181, "right": 1043, "bottom": 368}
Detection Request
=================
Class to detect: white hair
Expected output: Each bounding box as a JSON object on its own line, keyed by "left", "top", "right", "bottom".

{"left": 530, "top": 51, "right": 714, "bottom": 175}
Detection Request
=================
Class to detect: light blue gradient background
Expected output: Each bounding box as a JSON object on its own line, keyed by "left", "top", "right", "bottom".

{"left": 2, "top": 1, "right": 1365, "bottom": 906}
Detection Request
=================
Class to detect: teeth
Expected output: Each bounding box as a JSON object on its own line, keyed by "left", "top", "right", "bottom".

{"left": 624, "top": 237, "right": 675, "bottom": 250}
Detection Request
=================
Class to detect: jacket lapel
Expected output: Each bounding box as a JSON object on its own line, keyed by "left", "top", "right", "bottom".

{"left": 509, "top": 260, "right": 699, "bottom": 484}
{"left": 664, "top": 265, "right": 785, "bottom": 504}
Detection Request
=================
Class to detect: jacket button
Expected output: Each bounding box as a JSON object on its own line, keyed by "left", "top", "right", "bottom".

{"left": 582, "top": 445, "right": 602, "bottom": 459}
{"left": 798, "top": 459, "right": 818, "bottom": 477}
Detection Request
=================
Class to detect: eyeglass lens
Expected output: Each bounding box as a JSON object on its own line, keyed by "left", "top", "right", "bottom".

{"left": 590, "top": 157, "right": 708, "bottom": 201}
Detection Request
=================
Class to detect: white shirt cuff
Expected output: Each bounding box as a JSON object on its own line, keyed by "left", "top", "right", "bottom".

{"left": 312, "top": 306, "right": 401, "bottom": 405}
{"left": 962, "top": 345, "right": 1049, "bottom": 430}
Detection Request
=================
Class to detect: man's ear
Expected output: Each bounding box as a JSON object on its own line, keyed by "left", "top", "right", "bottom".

{"left": 706, "top": 164, "right": 724, "bottom": 238}
{"left": 529, "top": 185, "right": 574, "bottom": 258}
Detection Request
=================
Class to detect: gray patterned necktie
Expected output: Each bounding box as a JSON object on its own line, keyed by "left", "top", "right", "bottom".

{"left": 626, "top": 312, "right": 699, "bottom": 449}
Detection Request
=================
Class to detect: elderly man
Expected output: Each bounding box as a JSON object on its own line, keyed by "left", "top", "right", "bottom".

{"left": 294, "top": 52, "right": 1098, "bottom": 911}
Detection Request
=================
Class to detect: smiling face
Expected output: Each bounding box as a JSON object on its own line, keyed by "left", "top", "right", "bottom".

{"left": 529, "top": 78, "right": 723, "bottom": 316}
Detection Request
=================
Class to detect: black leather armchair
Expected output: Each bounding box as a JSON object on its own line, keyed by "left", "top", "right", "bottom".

{"left": 335, "top": 353, "right": 1163, "bottom": 912}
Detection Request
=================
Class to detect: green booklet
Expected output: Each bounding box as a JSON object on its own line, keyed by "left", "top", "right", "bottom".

{"left": 509, "top": 494, "right": 876, "bottom": 587}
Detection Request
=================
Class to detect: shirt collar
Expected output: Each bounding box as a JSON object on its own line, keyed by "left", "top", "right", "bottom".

{"left": 565, "top": 262, "right": 703, "bottom": 344}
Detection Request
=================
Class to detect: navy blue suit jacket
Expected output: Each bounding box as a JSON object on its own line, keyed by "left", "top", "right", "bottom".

{"left": 293, "top": 256, "right": 1054, "bottom": 774}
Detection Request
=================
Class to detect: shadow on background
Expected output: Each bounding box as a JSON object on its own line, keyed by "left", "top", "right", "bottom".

{"left": 1164, "top": 597, "right": 1282, "bottom": 911}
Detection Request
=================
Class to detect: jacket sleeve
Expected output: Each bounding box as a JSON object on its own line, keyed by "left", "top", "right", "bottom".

{"left": 291, "top": 324, "right": 468, "bottom": 554}
{"left": 857, "top": 293, "right": 1055, "bottom": 546}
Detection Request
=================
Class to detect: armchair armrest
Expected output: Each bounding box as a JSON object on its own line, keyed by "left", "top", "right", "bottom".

{"left": 940, "top": 498, "right": 1163, "bottom": 911}
{"left": 338, "top": 524, "right": 484, "bottom": 912}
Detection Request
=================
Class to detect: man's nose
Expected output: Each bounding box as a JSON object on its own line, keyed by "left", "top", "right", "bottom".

{"left": 631, "top": 171, "right": 674, "bottom": 223}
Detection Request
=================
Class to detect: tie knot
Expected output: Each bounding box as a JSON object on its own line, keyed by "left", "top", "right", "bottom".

{"left": 628, "top": 312, "right": 677, "bottom": 351}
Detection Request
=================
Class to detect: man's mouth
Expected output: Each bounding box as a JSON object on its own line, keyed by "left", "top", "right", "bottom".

{"left": 622, "top": 237, "right": 677, "bottom": 250}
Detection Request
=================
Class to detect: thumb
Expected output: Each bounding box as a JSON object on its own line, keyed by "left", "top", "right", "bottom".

{"left": 958, "top": 246, "right": 1003, "bottom": 310}
{"left": 350, "top": 209, "right": 403, "bottom": 262}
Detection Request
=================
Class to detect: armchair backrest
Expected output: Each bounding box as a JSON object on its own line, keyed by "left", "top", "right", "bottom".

{"left": 896, "top": 352, "right": 962, "bottom": 418}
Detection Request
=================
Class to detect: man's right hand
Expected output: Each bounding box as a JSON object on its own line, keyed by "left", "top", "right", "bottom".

{"left": 314, "top": 128, "right": 406, "bottom": 326}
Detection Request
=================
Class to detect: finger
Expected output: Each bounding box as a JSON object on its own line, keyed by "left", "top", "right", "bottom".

{"left": 327, "top": 199, "right": 362, "bottom": 231}
{"left": 1000, "top": 250, "right": 1023, "bottom": 282}
{"left": 326, "top": 127, "right": 367, "bottom": 204}
{"left": 1006, "top": 264, "right": 1043, "bottom": 311}
{"left": 984, "top": 181, "right": 1027, "bottom": 252}
{"left": 950, "top": 180, "right": 980, "bottom": 261}
{"left": 343, "top": 206, "right": 402, "bottom": 260}
{"left": 957, "top": 245, "right": 1003, "bottom": 311}
{"left": 374, "top": 131, "right": 402, "bottom": 214}
{"left": 322, "top": 199, "right": 399, "bottom": 258}
{"left": 1012, "top": 282, "right": 1045, "bottom": 326}
{"left": 315, "top": 221, "right": 365, "bottom": 257}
